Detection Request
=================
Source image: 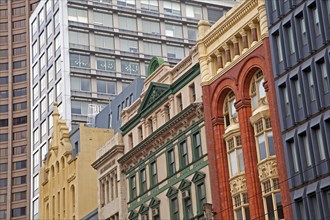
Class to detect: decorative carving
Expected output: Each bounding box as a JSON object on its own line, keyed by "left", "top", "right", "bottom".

{"left": 230, "top": 174, "right": 247, "bottom": 195}
{"left": 257, "top": 158, "right": 278, "bottom": 182}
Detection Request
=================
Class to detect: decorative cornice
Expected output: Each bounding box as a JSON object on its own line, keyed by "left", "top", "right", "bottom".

{"left": 201, "top": 0, "right": 258, "bottom": 48}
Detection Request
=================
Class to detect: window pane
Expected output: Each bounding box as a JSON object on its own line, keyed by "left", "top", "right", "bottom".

{"left": 258, "top": 135, "right": 266, "bottom": 160}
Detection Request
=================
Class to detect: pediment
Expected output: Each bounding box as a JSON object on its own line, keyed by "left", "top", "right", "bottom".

{"left": 128, "top": 211, "right": 138, "bottom": 219}
{"left": 166, "top": 186, "right": 178, "bottom": 198}
{"left": 178, "top": 179, "right": 191, "bottom": 190}
{"left": 138, "top": 204, "right": 149, "bottom": 214}
{"left": 139, "top": 82, "right": 170, "bottom": 113}
{"left": 149, "top": 197, "right": 160, "bottom": 208}
{"left": 192, "top": 171, "right": 206, "bottom": 183}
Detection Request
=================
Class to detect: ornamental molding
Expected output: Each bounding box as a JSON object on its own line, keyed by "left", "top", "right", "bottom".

{"left": 229, "top": 174, "right": 247, "bottom": 195}
{"left": 257, "top": 157, "right": 278, "bottom": 182}
{"left": 202, "top": 0, "right": 258, "bottom": 48}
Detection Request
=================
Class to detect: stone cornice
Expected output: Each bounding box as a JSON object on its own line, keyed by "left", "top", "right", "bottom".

{"left": 91, "top": 144, "right": 124, "bottom": 169}
{"left": 201, "top": 0, "right": 258, "bottom": 48}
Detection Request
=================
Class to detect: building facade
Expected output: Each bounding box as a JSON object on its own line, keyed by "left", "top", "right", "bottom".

{"left": 265, "top": 0, "right": 330, "bottom": 219}
{"left": 28, "top": 1, "right": 234, "bottom": 217}
{"left": 198, "top": 0, "right": 293, "bottom": 219}
{"left": 0, "top": 0, "right": 39, "bottom": 219}
{"left": 39, "top": 103, "right": 114, "bottom": 220}
{"left": 94, "top": 78, "right": 144, "bottom": 131}
{"left": 92, "top": 132, "right": 125, "bottom": 220}
{"left": 117, "top": 51, "right": 211, "bottom": 220}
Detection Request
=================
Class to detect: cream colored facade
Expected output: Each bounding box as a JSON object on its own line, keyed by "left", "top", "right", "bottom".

{"left": 39, "top": 104, "right": 114, "bottom": 220}
{"left": 92, "top": 133, "right": 127, "bottom": 220}
{"left": 117, "top": 50, "right": 212, "bottom": 219}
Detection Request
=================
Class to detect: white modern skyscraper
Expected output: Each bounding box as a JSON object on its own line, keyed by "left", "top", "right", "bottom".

{"left": 29, "top": 0, "right": 235, "bottom": 219}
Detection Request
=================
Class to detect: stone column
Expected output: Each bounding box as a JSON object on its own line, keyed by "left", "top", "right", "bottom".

{"left": 235, "top": 99, "right": 265, "bottom": 220}
{"left": 249, "top": 22, "right": 258, "bottom": 46}
{"left": 258, "top": 0, "right": 268, "bottom": 39}
{"left": 232, "top": 36, "right": 240, "bottom": 60}
{"left": 223, "top": 44, "right": 231, "bottom": 67}
{"left": 215, "top": 50, "right": 223, "bottom": 72}
{"left": 240, "top": 29, "right": 249, "bottom": 53}
{"left": 212, "top": 117, "right": 234, "bottom": 220}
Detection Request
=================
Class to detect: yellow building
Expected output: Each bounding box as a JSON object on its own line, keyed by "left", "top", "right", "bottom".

{"left": 39, "top": 103, "right": 114, "bottom": 220}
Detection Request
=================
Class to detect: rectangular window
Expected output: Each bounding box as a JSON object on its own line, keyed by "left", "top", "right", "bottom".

{"left": 12, "top": 175, "right": 26, "bottom": 185}
{"left": 294, "top": 79, "right": 303, "bottom": 109}
{"left": 13, "top": 160, "right": 27, "bottom": 170}
{"left": 320, "top": 61, "right": 330, "bottom": 93}
{"left": 12, "top": 191, "right": 26, "bottom": 201}
{"left": 167, "top": 45, "right": 184, "bottom": 59}
{"left": 141, "top": 0, "right": 158, "bottom": 12}
{"left": 282, "top": 86, "right": 290, "bottom": 116}
{"left": 299, "top": 16, "right": 307, "bottom": 45}
{"left": 71, "top": 101, "right": 89, "bottom": 115}
{"left": 13, "top": 60, "right": 26, "bottom": 69}
{"left": 120, "top": 38, "right": 138, "bottom": 53}
{"left": 117, "top": 0, "right": 135, "bottom": 7}
{"left": 121, "top": 60, "right": 140, "bottom": 74}
{"left": 13, "top": 146, "right": 26, "bottom": 155}
{"left": 96, "top": 57, "right": 115, "bottom": 72}
{"left": 68, "top": 7, "right": 88, "bottom": 23}
{"left": 258, "top": 135, "right": 266, "bottom": 160}
{"left": 13, "top": 46, "right": 26, "bottom": 56}
{"left": 301, "top": 135, "right": 312, "bottom": 167}
{"left": 290, "top": 142, "right": 299, "bottom": 172}
{"left": 275, "top": 34, "right": 283, "bottom": 62}
{"left": 150, "top": 161, "right": 157, "bottom": 187}
{"left": 187, "top": 27, "right": 197, "bottom": 41}
{"left": 164, "top": 1, "right": 180, "bottom": 16}
{"left": 176, "top": 93, "right": 182, "bottom": 112}
{"left": 118, "top": 16, "right": 136, "bottom": 31}
{"left": 142, "top": 19, "right": 160, "bottom": 35}
{"left": 165, "top": 23, "right": 183, "bottom": 38}
{"left": 13, "top": 88, "right": 26, "bottom": 97}
{"left": 193, "top": 131, "right": 202, "bottom": 160}
{"left": 167, "top": 149, "right": 176, "bottom": 176}
{"left": 186, "top": 5, "right": 202, "bottom": 20}
{"left": 180, "top": 140, "right": 189, "bottom": 167}
{"left": 306, "top": 70, "right": 316, "bottom": 101}
{"left": 315, "top": 128, "right": 326, "bottom": 160}
{"left": 97, "top": 80, "right": 116, "bottom": 94}
{"left": 140, "top": 168, "right": 147, "bottom": 194}
{"left": 170, "top": 197, "right": 180, "bottom": 219}
{"left": 13, "top": 73, "right": 26, "bottom": 83}
{"left": 310, "top": 194, "right": 321, "bottom": 219}
{"left": 143, "top": 42, "right": 161, "bottom": 56}
{"left": 94, "top": 34, "right": 113, "bottom": 49}
{"left": 11, "top": 207, "right": 26, "bottom": 218}
{"left": 70, "top": 53, "right": 90, "bottom": 68}
{"left": 13, "top": 116, "right": 27, "bottom": 125}
{"left": 94, "top": 11, "right": 112, "bottom": 27}
{"left": 312, "top": 7, "right": 321, "bottom": 36}
{"left": 130, "top": 175, "right": 137, "bottom": 200}
{"left": 197, "top": 182, "right": 206, "bottom": 210}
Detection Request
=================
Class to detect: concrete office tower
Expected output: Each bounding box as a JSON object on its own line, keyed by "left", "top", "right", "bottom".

{"left": 29, "top": 0, "right": 235, "bottom": 219}
{"left": 265, "top": 0, "right": 330, "bottom": 219}
{"left": 0, "top": 0, "right": 39, "bottom": 219}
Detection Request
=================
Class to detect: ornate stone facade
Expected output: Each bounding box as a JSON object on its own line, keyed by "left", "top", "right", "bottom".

{"left": 39, "top": 103, "right": 114, "bottom": 220}
{"left": 197, "top": 0, "right": 293, "bottom": 219}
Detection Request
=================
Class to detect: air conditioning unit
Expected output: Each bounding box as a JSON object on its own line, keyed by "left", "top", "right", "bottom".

{"left": 152, "top": 208, "right": 159, "bottom": 217}
{"left": 182, "top": 190, "right": 190, "bottom": 200}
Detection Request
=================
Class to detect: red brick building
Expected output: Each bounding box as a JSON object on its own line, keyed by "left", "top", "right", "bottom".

{"left": 197, "top": 0, "right": 293, "bottom": 219}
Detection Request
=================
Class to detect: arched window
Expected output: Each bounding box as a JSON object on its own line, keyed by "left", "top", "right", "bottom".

{"left": 71, "top": 185, "right": 75, "bottom": 215}
{"left": 223, "top": 91, "right": 238, "bottom": 128}
{"left": 250, "top": 71, "right": 266, "bottom": 109}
